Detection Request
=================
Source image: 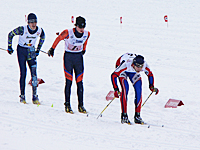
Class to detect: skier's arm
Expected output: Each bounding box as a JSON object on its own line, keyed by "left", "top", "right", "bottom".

{"left": 51, "top": 29, "right": 69, "bottom": 49}
{"left": 111, "top": 60, "right": 127, "bottom": 92}
{"left": 8, "top": 26, "right": 24, "bottom": 48}
{"left": 144, "top": 63, "right": 159, "bottom": 95}
{"left": 111, "top": 72, "right": 119, "bottom": 92}
{"left": 82, "top": 31, "right": 90, "bottom": 55}
{"left": 48, "top": 29, "right": 69, "bottom": 57}
{"left": 144, "top": 65, "right": 154, "bottom": 88}
{"left": 36, "top": 28, "right": 45, "bottom": 50}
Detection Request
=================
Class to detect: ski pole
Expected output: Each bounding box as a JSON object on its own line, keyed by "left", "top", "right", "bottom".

{"left": 141, "top": 91, "right": 153, "bottom": 108}
{"left": 97, "top": 97, "right": 116, "bottom": 119}
{"left": 33, "top": 47, "right": 48, "bottom": 54}
{"left": 0, "top": 48, "right": 7, "bottom": 51}
{"left": 0, "top": 47, "right": 47, "bottom": 54}
{"left": 39, "top": 50, "right": 48, "bottom": 54}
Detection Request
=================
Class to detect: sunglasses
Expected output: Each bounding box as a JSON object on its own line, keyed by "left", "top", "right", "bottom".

{"left": 28, "top": 19, "right": 37, "bottom": 23}
{"left": 135, "top": 63, "right": 144, "bottom": 68}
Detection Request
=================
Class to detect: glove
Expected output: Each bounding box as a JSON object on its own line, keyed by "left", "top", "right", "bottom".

{"left": 150, "top": 85, "right": 159, "bottom": 95}
{"left": 114, "top": 90, "right": 120, "bottom": 98}
{"left": 48, "top": 47, "right": 54, "bottom": 57}
{"left": 82, "top": 50, "right": 85, "bottom": 55}
{"left": 7, "top": 46, "right": 14, "bottom": 55}
{"left": 35, "top": 48, "right": 40, "bottom": 57}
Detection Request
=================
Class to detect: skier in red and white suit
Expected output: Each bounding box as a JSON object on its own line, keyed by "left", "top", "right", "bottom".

{"left": 111, "top": 53, "right": 159, "bottom": 124}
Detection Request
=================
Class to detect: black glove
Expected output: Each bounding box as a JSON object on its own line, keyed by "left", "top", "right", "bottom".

{"left": 7, "top": 46, "right": 14, "bottom": 55}
{"left": 114, "top": 90, "right": 120, "bottom": 98}
{"left": 48, "top": 47, "right": 54, "bottom": 57}
{"left": 149, "top": 85, "right": 159, "bottom": 95}
{"left": 35, "top": 48, "right": 40, "bottom": 57}
{"left": 82, "top": 50, "right": 85, "bottom": 55}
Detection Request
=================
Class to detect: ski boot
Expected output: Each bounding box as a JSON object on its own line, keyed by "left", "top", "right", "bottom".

{"left": 19, "top": 95, "right": 26, "bottom": 104}
{"left": 32, "top": 95, "right": 40, "bottom": 105}
{"left": 78, "top": 105, "right": 87, "bottom": 114}
{"left": 64, "top": 102, "right": 74, "bottom": 114}
{"left": 121, "top": 113, "right": 131, "bottom": 125}
{"left": 134, "top": 112, "right": 144, "bottom": 124}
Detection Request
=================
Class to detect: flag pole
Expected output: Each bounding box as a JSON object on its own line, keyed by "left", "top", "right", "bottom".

{"left": 164, "top": 15, "right": 168, "bottom": 27}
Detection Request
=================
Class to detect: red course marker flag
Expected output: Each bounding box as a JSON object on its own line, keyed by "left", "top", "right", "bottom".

{"left": 164, "top": 99, "right": 184, "bottom": 108}
{"left": 106, "top": 91, "right": 115, "bottom": 101}
{"left": 164, "top": 15, "right": 168, "bottom": 22}
{"left": 71, "top": 16, "right": 74, "bottom": 23}
{"left": 28, "top": 78, "right": 45, "bottom": 87}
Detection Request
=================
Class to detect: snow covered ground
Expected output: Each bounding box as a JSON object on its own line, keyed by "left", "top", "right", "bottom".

{"left": 0, "top": 0, "right": 200, "bottom": 149}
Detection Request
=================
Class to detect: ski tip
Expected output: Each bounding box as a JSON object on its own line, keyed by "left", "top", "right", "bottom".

{"left": 20, "top": 101, "right": 27, "bottom": 104}
{"left": 121, "top": 121, "right": 132, "bottom": 125}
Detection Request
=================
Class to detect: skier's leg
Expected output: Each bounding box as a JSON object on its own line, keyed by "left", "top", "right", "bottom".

{"left": 28, "top": 59, "right": 37, "bottom": 92}
{"left": 64, "top": 78, "right": 73, "bottom": 104}
{"left": 119, "top": 77, "right": 129, "bottom": 113}
{"left": 27, "top": 47, "right": 39, "bottom": 104}
{"left": 133, "top": 79, "right": 142, "bottom": 113}
{"left": 133, "top": 79, "right": 144, "bottom": 124}
{"left": 63, "top": 52, "right": 73, "bottom": 107}
{"left": 119, "top": 77, "right": 130, "bottom": 124}
{"left": 74, "top": 53, "right": 84, "bottom": 107}
{"left": 74, "top": 53, "right": 86, "bottom": 113}
{"left": 128, "top": 73, "right": 142, "bottom": 113}
{"left": 17, "top": 45, "right": 27, "bottom": 96}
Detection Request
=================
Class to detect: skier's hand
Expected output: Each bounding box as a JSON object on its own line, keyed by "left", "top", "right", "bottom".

{"left": 82, "top": 50, "right": 85, "bottom": 55}
{"left": 114, "top": 90, "right": 120, "bottom": 98}
{"left": 7, "top": 46, "right": 14, "bottom": 55}
{"left": 150, "top": 86, "right": 159, "bottom": 95}
{"left": 35, "top": 48, "right": 40, "bottom": 57}
{"left": 48, "top": 47, "right": 54, "bottom": 57}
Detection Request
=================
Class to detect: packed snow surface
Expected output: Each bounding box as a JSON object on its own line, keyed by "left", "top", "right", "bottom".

{"left": 0, "top": 0, "right": 200, "bottom": 149}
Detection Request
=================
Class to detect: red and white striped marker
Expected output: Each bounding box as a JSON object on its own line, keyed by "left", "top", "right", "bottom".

{"left": 164, "top": 15, "right": 168, "bottom": 22}
{"left": 164, "top": 15, "right": 168, "bottom": 27}
{"left": 120, "top": 17, "right": 122, "bottom": 24}
{"left": 25, "top": 15, "right": 27, "bottom": 23}
{"left": 71, "top": 16, "right": 74, "bottom": 23}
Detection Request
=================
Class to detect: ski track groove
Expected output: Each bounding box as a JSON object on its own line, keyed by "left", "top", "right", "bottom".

{"left": 0, "top": 113, "right": 199, "bottom": 150}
